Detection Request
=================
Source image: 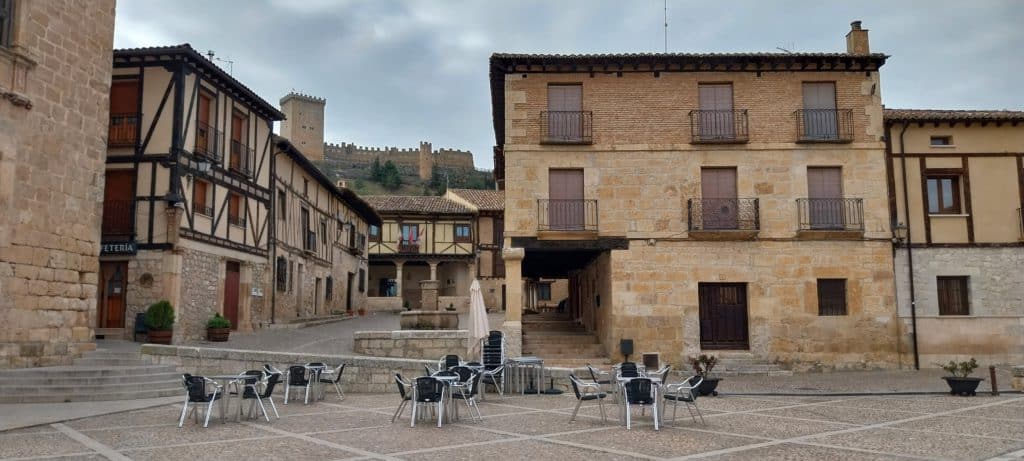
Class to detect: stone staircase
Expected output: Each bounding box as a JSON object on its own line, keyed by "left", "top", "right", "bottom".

{"left": 712, "top": 352, "right": 792, "bottom": 376}
{"left": 522, "top": 315, "right": 610, "bottom": 368}
{"left": 0, "top": 342, "right": 182, "bottom": 403}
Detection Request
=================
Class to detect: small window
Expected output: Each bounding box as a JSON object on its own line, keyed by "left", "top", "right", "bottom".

{"left": 276, "top": 257, "right": 287, "bottom": 292}
{"left": 937, "top": 276, "right": 969, "bottom": 315}
{"left": 401, "top": 224, "right": 418, "bottom": 243}
{"left": 369, "top": 225, "right": 380, "bottom": 242}
{"left": 325, "top": 276, "right": 333, "bottom": 300}
{"left": 193, "top": 180, "right": 212, "bottom": 216}
{"left": 277, "top": 190, "right": 286, "bottom": 221}
{"left": 303, "top": 179, "right": 309, "bottom": 197}
{"left": 930, "top": 136, "right": 953, "bottom": 146}
{"left": 320, "top": 220, "right": 328, "bottom": 244}
{"left": 926, "top": 176, "right": 962, "bottom": 214}
{"left": 287, "top": 261, "right": 294, "bottom": 292}
{"left": 454, "top": 224, "right": 471, "bottom": 242}
{"left": 228, "top": 193, "right": 244, "bottom": 226}
{"left": 0, "top": 0, "right": 13, "bottom": 48}
{"left": 538, "top": 283, "right": 552, "bottom": 301}
{"left": 817, "top": 279, "right": 847, "bottom": 315}
{"left": 359, "top": 268, "right": 366, "bottom": 293}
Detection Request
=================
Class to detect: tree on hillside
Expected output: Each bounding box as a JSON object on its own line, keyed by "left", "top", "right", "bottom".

{"left": 370, "top": 157, "right": 382, "bottom": 181}
{"left": 380, "top": 160, "right": 402, "bottom": 190}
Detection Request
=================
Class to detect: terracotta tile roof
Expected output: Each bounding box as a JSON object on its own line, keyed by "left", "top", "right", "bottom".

{"left": 447, "top": 189, "right": 504, "bottom": 211}
{"left": 364, "top": 196, "right": 474, "bottom": 215}
{"left": 491, "top": 52, "right": 888, "bottom": 60}
{"left": 884, "top": 108, "right": 1024, "bottom": 122}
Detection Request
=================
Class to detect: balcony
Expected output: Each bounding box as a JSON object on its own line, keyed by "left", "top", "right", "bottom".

{"left": 101, "top": 199, "right": 134, "bottom": 238}
{"left": 304, "top": 230, "right": 317, "bottom": 253}
{"left": 398, "top": 240, "right": 420, "bottom": 253}
{"left": 229, "top": 140, "right": 253, "bottom": 177}
{"left": 192, "top": 203, "right": 213, "bottom": 216}
{"left": 796, "top": 198, "right": 865, "bottom": 239}
{"left": 537, "top": 199, "right": 598, "bottom": 235}
{"left": 689, "top": 110, "right": 749, "bottom": 143}
{"left": 194, "top": 121, "right": 223, "bottom": 163}
{"left": 795, "top": 109, "right": 854, "bottom": 143}
{"left": 688, "top": 198, "right": 759, "bottom": 240}
{"left": 108, "top": 113, "right": 139, "bottom": 148}
{"left": 540, "top": 111, "right": 592, "bottom": 144}
{"left": 228, "top": 215, "right": 246, "bottom": 227}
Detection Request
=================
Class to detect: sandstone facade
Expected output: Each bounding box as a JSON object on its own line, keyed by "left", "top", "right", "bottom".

{"left": 0, "top": 0, "right": 116, "bottom": 368}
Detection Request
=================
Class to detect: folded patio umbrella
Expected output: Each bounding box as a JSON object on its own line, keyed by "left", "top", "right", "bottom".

{"left": 467, "top": 279, "right": 489, "bottom": 360}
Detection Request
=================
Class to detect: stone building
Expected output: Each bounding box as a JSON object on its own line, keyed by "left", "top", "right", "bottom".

{"left": 270, "top": 136, "right": 380, "bottom": 321}
{"left": 99, "top": 44, "right": 284, "bottom": 342}
{"left": 278, "top": 93, "right": 325, "bottom": 161}
{"left": 0, "top": 0, "right": 116, "bottom": 368}
{"left": 363, "top": 196, "right": 480, "bottom": 312}
{"left": 491, "top": 22, "right": 900, "bottom": 370}
{"left": 885, "top": 109, "right": 1024, "bottom": 366}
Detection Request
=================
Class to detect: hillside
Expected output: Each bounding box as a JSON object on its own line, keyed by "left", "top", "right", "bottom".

{"left": 315, "top": 159, "right": 495, "bottom": 197}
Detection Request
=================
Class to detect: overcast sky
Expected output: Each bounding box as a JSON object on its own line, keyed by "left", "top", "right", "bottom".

{"left": 113, "top": 1, "right": 1024, "bottom": 169}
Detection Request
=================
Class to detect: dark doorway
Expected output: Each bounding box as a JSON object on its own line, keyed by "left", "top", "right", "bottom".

{"left": 347, "top": 272, "right": 355, "bottom": 312}
{"left": 698, "top": 283, "right": 749, "bottom": 349}
{"left": 223, "top": 261, "right": 240, "bottom": 329}
{"left": 98, "top": 261, "right": 128, "bottom": 329}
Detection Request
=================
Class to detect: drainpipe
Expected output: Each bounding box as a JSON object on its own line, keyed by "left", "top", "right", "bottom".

{"left": 897, "top": 122, "right": 920, "bottom": 370}
{"left": 269, "top": 145, "right": 283, "bottom": 325}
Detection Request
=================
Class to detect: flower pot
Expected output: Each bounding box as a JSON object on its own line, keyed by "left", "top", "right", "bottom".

{"left": 147, "top": 329, "right": 173, "bottom": 345}
{"left": 697, "top": 377, "right": 721, "bottom": 396}
{"left": 357, "top": 309, "right": 367, "bottom": 317}
{"left": 942, "top": 376, "right": 984, "bottom": 396}
{"left": 207, "top": 327, "right": 230, "bottom": 342}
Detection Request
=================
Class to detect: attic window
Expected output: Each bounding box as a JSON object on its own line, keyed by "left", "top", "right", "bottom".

{"left": 930, "top": 136, "right": 953, "bottom": 147}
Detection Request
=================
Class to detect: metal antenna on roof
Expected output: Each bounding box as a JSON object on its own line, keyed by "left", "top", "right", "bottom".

{"left": 205, "top": 49, "right": 235, "bottom": 75}
{"left": 663, "top": 0, "right": 668, "bottom": 53}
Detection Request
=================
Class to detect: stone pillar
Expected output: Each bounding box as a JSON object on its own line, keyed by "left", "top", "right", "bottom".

{"left": 429, "top": 261, "right": 438, "bottom": 281}
{"left": 419, "top": 280, "right": 439, "bottom": 311}
{"left": 394, "top": 260, "right": 403, "bottom": 299}
{"left": 501, "top": 248, "right": 525, "bottom": 357}
{"left": 165, "top": 205, "right": 182, "bottom": 246}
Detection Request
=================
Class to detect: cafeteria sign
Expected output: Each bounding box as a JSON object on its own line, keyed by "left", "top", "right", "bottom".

{"left": 101, "top": 240, "right": 137, "bottom": 256}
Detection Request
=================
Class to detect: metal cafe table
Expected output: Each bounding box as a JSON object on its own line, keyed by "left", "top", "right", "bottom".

{"left": 506, "top": 356, "right": 546, "bottom": 394}
{"left": 208, "top": 374, "right": 254, "bottom": 423}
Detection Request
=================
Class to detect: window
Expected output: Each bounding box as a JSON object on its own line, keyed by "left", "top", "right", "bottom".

{"left": 401, "top": 224, "right": 418, "bottom": 243}
{"left": 348, "top": 223, "right": 356, "bottom": 248}
{"left": 800, "top": 82, "right": 839, "bottom": 140}
{"left": 454, "top": 224, "right": 471, "bottom": 242}
{"left": 538, "top": 283, "right": 552, "bottom": 301}
{"left": 937, "top": 276, "right": 969, "bottom": 315}
{"left": 108, "top": 79, "right": 140, "bottom": 147}
{"left": 229, "top": 112, "right": 248, "bottom": 175}
{"left": 359, "top": 268, "right": 366, "bottom": 293}
{"left": 817, "top": 279, "right": 847, "bottom": 316}
{"left": 369, "top": 225, "right": 380, "bottom": 242}
{"left": 0, "top": 0, "right": 13, "bottom": 48}
{"left": 325, "top": 276, "right": 333, "bottom": 300}
{"left": 276, "top": 257, "right": 287, "bottom": 292}
{"left": 697, "top": 83, "right": 735, "bottom": 140}
{"left": 277, "top": 190, "right": 286, "bottom": 221}
{"left": 192, "top": 180, "right": 212, "bottom": 216}
{"left": 303, "top": 179, "right": 309, "bottom": 197}
{"left": 320, "top": 220, "right": 328, "bottom": 245}
{"left": 926, "top": 176, "right": 962, "bottom": 214}
{"left": 930, "top": 136, "right": 953, "bottom": 146}
{"left": 287, "top": 260, "right": 294, "bottom": 292}
{"left": 228, "top": 193, "right": 244, "bottom": 226}
{"left": 493, "top": 253, "right": 506, "bottom": 277}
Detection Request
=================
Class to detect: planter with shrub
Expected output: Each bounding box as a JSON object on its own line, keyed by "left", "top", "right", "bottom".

{"left": 206, "top": 313, "right": 231, "bottom": 342}
{"left": 940, "top": 358, "right": 983, "bottom": 396}
{"left": 144, "top": 300, "right": 175, "bottom": 345}
{"left": 689, "top": 354, "right": 721, "bottom": 396}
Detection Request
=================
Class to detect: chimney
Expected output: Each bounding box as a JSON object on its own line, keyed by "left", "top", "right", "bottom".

{"left": 846, "top": 20, "right": 870, "bottom": 55}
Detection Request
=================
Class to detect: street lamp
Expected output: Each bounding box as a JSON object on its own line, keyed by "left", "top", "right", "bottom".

{"left": 893, "top": 222, "right": 908, "bottom": 245}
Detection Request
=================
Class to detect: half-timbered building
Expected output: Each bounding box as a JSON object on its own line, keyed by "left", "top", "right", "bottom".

{"left": 271, "top": 137, "right": 380, "bottom": 322}
{"left": 99, "top": 44, "right": 284, "bottom": 341}
{"left": 444, "top": 189, "right": 508, "bottom": 311}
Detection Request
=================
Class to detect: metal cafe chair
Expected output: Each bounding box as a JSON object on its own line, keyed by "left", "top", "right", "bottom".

{"left": 178, "top": 374, "right": 223, "bottom": 428}
{"left": 663, "top": 376, "right": 705, "bottom": 425}
{"left": 319, "top": 363, "right": 346, "bottom": 400}
{"left": 622, "top": 377, "right": 659, "bottom": 430}
{"left": 391, "top": 373, "right": 413, "bottom": 423}
{"left": 568, "top": 374, "right": 608, "bottom": 423}
{"left": 411, "top": 376, "right": 447, "bottom": 428}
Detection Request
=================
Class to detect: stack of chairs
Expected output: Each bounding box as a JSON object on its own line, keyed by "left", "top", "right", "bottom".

{"left": 480, "top": 330, "right": 505, "bottom": 399}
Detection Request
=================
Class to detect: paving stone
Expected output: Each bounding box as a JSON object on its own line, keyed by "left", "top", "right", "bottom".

{"left": 397, "top": 438, "right": 636, "bottom": 461}
{"left": 550, "top": 424, "right": 762, "bottom": 458}
{"left": 701, "top": 442, "right": 908, "bottom": 460}
{"left": 315, "top": 424, "right": 515, "bottom": 454}
{"left": 126, "top": 435, "right": 358, "bottom": 461}
{"left": 271, "top": 409, "right": 390, "bottom": 434}
{"left": 694, "top": 413, "right": 855, "bottom": 439}
{"left": 753, "top": 403, "right": 922, "bottom": 425}
{"left": 0, "top": 432, "right": 92, "bottom": 458}
{"left": 80, "top": 422, "right": 271, "bottom": 450}
{"left": 808, "top": 427, "right": 1024, "bottom": 460}
{"left": 890, "top": 415, "right": 1024, "bottom": 441}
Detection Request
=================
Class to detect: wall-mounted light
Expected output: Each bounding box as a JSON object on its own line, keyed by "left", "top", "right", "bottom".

{"left": 196, "top": 161, "right": 211, "bottom": 174}
{"left": 893, "top": 222, "right": 908, "bottom": 244}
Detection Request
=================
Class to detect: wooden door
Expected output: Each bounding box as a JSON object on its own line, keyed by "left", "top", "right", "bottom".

{"left": 700, "top": 168, "right": 738, "bottom": 229}
{"left": 547, "top": 85, "right": 582, "bottom": 141}
{"left": 698, "top": 84, "right": 734, "bottom": 139}
{"left": 196, "top": 92, "right": 212, "bottom": 155}
{"left": 99, "top": 262, "right": 128, "bottom": 328}
{"left": 699, "top": 283, "right": 749, "bottom": 349}
{"left": 548, "top": 169, "right": 584, "bottom": 230}
{"left": 109, "top": 80, "right": 139, "bottom": 147}
{"left": 807, "top": 167, "right": 843, "bottom": 229}
{"left": 230, "top": 113, "right": 246, "bottom": 171}
{"left": 314, "top": 277, "right": 322, "bottom": 315}
{"left": 802, "top": 82, "right": 837, "bottom": 139}
{"left": 347, "top": 272, "right": 355, "bottom": 312}
{"left": 223, "top": 261, "right": 240, "bottom": 329}
{"left": 102, "top": 170, "right": 134, "bottom": 236}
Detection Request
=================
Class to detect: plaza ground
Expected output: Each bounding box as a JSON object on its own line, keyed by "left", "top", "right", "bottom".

{"left": 2, "top": 392, "right": 1023, "bottom": 460}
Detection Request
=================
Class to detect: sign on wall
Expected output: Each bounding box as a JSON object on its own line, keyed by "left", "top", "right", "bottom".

{"left": 100, "top": 240, "right": 137, "bottom": 256}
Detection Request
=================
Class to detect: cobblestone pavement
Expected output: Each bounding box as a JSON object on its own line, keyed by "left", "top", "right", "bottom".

{"left": 2, "top": 391, "right": 1022, "bottom": 460}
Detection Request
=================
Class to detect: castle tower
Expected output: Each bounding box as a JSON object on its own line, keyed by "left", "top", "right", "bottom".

{"left": 418, "top": 141, "right": 433, "bottom": 180}
{"left": 279, "top": 92, "right": 326, "bottom": 160}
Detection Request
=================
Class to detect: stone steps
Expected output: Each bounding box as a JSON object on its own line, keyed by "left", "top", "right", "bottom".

{"left": 1, "top": 388, "right": 182, "bottom": 404}
{"left": 266, "top": 314, "right": 353, "bottom": 329}
{"left": 0, "top": 370, "right": 181, "bottom": 385}
{"left": 711, "top": 353, "right": 791, "bottom": 376}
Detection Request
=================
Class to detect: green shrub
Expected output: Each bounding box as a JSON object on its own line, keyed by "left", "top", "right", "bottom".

{"left": 939, "top": 358, "right": 979, "bottom": 378}
{"left": 688, "top": 354, "right": 718, "bottom": 378}
{"left": 206, "top": 313, "right": 231, "bottom": 329}
{"left": 144, "top": 300, "right": 175, "bottom": 331}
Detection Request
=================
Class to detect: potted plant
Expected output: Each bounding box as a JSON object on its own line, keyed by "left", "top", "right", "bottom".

{"left": 445, "top": 302, "right": 456, "bottom": 312}
{"left": 144, "top": 300, "right": 175, "bottom": 345}
{"left": 206, "top": 313, "right": 231, "bottom": 342}
{"left": 940, "top": 358, "right": 983, "bottom": 396}
{"left": 357, "top": 307, "right": 367, "bottom": 316}
{"left": 402, "top": 300, "right": 411, "bottom": 311}
{"left": 689, "top": 354, "right": 721, "bottom": 396}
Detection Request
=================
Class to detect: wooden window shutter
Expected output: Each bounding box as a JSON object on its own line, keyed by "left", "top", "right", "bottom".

{"left": 937, "top": 277, "right": 969, "bottom": 315}
{"left": 325, "top": 276, "right": 333, "bottom": 300}
{"left": 276, "top": 257, "right": 287, "bottom": 291}
{"left": 358, "top": 269, "right": 366, "bottom": 292}
{"left": 817, "top": 279, "right": 847, "bottom": 316}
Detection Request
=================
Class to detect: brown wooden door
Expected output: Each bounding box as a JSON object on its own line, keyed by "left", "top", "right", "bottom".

{"left": 223, "top": 261, "right": 240, "bottom": 330}
{"left": 802, "top": 82, "right": 838, "bottom": 139}
{"left": 196, "top": 92, "right": 212, "bottom": 154}
{"left": 103, "top": 170, "right": 134, "bottom": 237}
{"left": 109, "top": 80, "right": 139, "bottom": 147}
{"left": 699, "top": 283, "right": 749, "bottom": 349}
{"left": 230, "top": 113, "right": 246, "bottom": 171}
{"left": 548, "top": 169, "right": 585, "bottom": 230}
{"left": 698, "top": 84, "right": 734, "bottom": 139}
{"left": 700, "top": 168, "right": 738, "bottom": 229}
{"left": 807, "top": 167, "right": 843, "bottom": 229}
{"left": 547, "top": 85, "right": 583, "bottom": 141}
{"left": 99, "top": 262, "right": 128, "bottom": 328}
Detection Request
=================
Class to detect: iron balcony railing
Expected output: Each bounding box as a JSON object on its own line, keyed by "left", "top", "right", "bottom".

{"left": 101, "top": 199, "right": 134, "bottom": 237}
{"left": 537, "top": 199, "right": 598, "bottom": 232}
{"left": 688, "top": 198, "right": 760, "bottom": 231}
{"left": 540, "top": 111, "right": 593, "bottom": 144}
{"left": 796, "top": 198, "right": 864, "bottom": 231}
{"left": 108, "top": 113, "right": 139, "bottom": 147}
{"left": 795, "top": 108, "right": 854, "bottom": 143}
{"left": 398, "top": 240, "right": 420, "bottom": 253}
{"left": 689, "top": 109, "right": 749, "bottom": 143}
{"left": 228, "top": 214, "right": 246, "bottom": 227}
{"left": 192, "top": 202, "right": 213, "bottom": 216}
{"left": 194, "top": 121, "right": 223, "bottom": 163}
{"left": 229, "top": 140, "right": 253, "bottom": 177}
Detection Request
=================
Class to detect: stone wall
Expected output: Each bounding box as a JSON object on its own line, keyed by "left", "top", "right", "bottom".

{"left": 438, "top": 295, "right": 470, "bottom": 313}
{"left": 176, "top": 248, "right": 222, "bottom": 342}
{"left": 352, "top": 330, "right": 468, "bottom": 360}
{"left": 366, "top": 296, "right": 403, "bottom": 312}
{"left": 895, "top": 247, "right": 1024, "bottom": 366}
{"left": 123, "top": 251, "right": 170, "bottom": 337}
{"left": 0, "top": 1, "right": 116, "bottom": 368}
